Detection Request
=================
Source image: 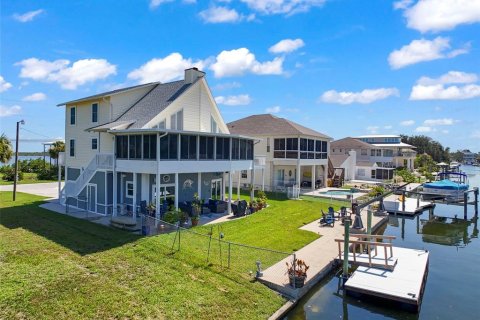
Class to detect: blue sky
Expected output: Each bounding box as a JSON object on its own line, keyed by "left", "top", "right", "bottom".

{"left": 1, "top": 0, "right": 479, "bottom": 152}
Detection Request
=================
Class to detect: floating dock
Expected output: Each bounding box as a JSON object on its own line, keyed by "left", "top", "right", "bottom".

{"left": 344, "top": 247, "right": 429, "bottom": 312}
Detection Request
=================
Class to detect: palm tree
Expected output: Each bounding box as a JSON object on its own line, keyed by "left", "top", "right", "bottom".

{"left": 0, "top": 133, "right": 13, "bottom": 164}
{"left": 48, "top": 141, "right": 65, "bottom": 167}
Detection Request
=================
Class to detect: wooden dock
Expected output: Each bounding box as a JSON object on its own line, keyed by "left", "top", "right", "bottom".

{"left": 383, "top": 194, "right": 434, "bottom": 216}
{"left": 344, "top": 247, "right": 429, "bottom": 312}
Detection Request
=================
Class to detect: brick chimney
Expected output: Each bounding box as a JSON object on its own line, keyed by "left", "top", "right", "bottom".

{"left": 184, "top": 67, "right": 205, "bottom": 84}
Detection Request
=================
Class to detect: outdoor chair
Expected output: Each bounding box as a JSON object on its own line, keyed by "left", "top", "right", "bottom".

{"left": 140, "top": 200, "right": 147, "bottom": 215}
{"left": 233, "top": 200, "right": 248, "bottom": 217}
{"left": 320, "top": 209, "right": 335, "bottom": 227}
{"left": 208, "top": 199, "right": 228, "bottom": 213}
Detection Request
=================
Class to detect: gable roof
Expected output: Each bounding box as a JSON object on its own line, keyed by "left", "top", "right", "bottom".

{"left": 116, "top": 80, "right": 192, "bottom": 129}
{"left": 57, "top": 82, "right": 158, "bottom": 106}
{"left": 329, "top": 154, "right": 350, "bottom": 167}
{"left": 227, "top": 114, "right": 331, "bottom": 139}
{"left": 330, "top": 137, "right": 373, "bottom": 149}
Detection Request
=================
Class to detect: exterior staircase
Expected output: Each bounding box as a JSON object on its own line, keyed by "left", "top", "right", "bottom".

{"left": 61, "top": 153, "right": 113, "bottom": 203}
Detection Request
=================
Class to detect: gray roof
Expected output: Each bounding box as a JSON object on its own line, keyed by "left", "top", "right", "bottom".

{"left": 57, "top": 82, "right": 158, "bottom": 106}
{"left": 88, "top": 120, "right": 136, "bottom": 132}
{"left": 331, "top": 137, "right": 373, "bottom": 149}
{"left": 116, "top": 80, "right": 192, "bottom": 129}
{"left": 329, "top": 154, "right": 350, "bottom": 167}
{"left": 227, "top": 114, "right": 332, "bottom": 139}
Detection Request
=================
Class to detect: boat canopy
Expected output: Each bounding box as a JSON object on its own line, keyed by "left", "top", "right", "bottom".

{"left": 424, "top": 179, "right": 469, "bottom": 190}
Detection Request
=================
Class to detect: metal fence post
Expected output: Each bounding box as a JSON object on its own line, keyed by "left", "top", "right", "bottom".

{"left": 228, "top": 242, "right": 231, "bottom": 268}
{"left": 292, "top": 252, "right": 297, "bottom": 289}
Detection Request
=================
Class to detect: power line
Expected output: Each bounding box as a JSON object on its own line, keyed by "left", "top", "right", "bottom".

{"left": 20, "top": 127, "right": 54, "bottom": 139}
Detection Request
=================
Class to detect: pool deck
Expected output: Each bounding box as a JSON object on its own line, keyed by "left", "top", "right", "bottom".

{"left": 302, "top": 187, "right": 367, "bottom": 200}
{"left": 258, "top": 209, "right": 388, "bottom": 300}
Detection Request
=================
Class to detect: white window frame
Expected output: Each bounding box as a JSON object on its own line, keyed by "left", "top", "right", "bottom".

{"left": 92, "top": 138, "right": 98, "bottom": 150}
{"left": 126, "top": 181, "right": 134, "bottom": 199}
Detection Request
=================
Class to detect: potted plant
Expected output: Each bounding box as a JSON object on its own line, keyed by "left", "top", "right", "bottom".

{"left": 286, "top": 258, "right": 309, "bottom": 288}
{"left": 146, "top": 202, "right": 156, "bottom": 216}
{"left": 249, "top": 200, "right": 257, "bottom": 213}
{"left": 179, "top": 210, "right": 189, "bottom": 226}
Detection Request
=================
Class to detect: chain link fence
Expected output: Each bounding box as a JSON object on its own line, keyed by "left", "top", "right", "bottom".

{"left": 140, "top": 214, "right": 294, "bottom": 286}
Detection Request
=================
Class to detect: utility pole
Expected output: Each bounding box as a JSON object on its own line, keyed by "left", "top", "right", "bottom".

{"left": 13, "top": 120, "right": 25, "bottom": 201}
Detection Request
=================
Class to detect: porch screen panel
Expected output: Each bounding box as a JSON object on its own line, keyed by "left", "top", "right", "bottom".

{"left": 240, "top": 139, "right": 247, "bottom": 160}
{"left": 160, "top": 134, "right": 178, "bottom": 160}
{"left": 143, "top": 134, "right": 156, "bottom": 160}
{"left": 232, "top": 138, "right": 240, "bottom": 160}
{"left": 300, "top": 138, "right": 308, "bottom": 159}
{"left": 274, "top": 138, "right": 285, "bottom": 158}
{"left": 116, "top": 136, "right": 128, "bottom": 159}
{"left": 200, "top": 136, "right": 214, "bottom": 160}
{"left": 181, "top": 135, "right": 197, "bottom": 160}
{"left": 286, "top": 138, "right": 297, "bottom": 158}
{"left": 246, "top": 140, "right": 253, "bottom": 160}
{"left": 216, "top": 137, "right": 230, "bottom": 160}
{"left": 321, "top": 141, "right": 327, "bottom": 159}
{"left": 129, "top": 135, "right": 142, "bottom": 159}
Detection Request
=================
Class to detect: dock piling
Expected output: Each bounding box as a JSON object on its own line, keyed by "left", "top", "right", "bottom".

{"left": 343, "top": 218, "right": 351, "bottom": 280}
{"left": 475, "top": 188, "right": 479, "bottom": 218}
{"left": 464, "top": 191, "right": 468, "bottom": 220}
{"left": 367, "top": 209, "right": 372, "bottom": 235}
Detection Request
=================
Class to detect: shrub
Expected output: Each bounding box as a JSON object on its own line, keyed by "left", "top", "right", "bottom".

{"left": 395, "top": 168, "right": 416, "bottom": 183}
{"left": 1, "top": 167, "right": 24, "bottom": 181}
{"left": 368, "top": 185, "right": 385, "bottom": 197}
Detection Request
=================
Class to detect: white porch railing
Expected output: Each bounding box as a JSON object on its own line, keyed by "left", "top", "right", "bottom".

{"left": 254, "top": 155, "right": 266, "bottom": 166}
{"left": 62, "top": 153, "right": 113, "bottom": 202}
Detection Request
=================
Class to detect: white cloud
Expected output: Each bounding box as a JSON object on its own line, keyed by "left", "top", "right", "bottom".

{"left": 128, "top": 53, "right": 206, "bottom": 84}
{"left": 0, "top": 76, "right": 13, "bottom": 92}
{"left": 149, "top": 0, "right": 174, "bottom": 9}
{"left": 415, "top": 126, "right": 433, "bottom": 132}
{"left": 0, "top": 105, "right": 22, "bottom": 117}
{"left": 269, "top": 38, "right": 305, "bottom": 54}
{"left": 367, "top": 126, "right": 380, "bottom": 134}
{"left": 423, "top": 118, "right": 455, "bottom": 126}
{"left": 22, "top": 92, "right": 47, "bottom": 101}
{"left": 410, "top": 71, "right": 480, "bottom": 100}
{"left": 388, "top": 37, "right": 469, "bottom": 69}
{"left": 471, "top": 130, "right": 480, "bottom": 139}
{"left": 214, "top": 82, "right": 241, "bottom": 90}
{"left": 16, "top": 58, "right": 116, "bottom": 89}
{"left": 13, "top": 9, "right": 44, "bottom": 22}
{"left": 441, "top": 130, "right": 449, "bottom": 134}
{"left": 417, "top": 71, "right": 478, "bottom": 85}
{"left": 400, "top": 120, "right": 415, "bottom": 126}
{"left": 410, "top": 84, "right": 480, "bottom": 100}
{"left": 401, "top": 0, "right": 480, "bottom": 33}
{"left": 215, "top": 94, "right": 251, "bottom": 106}
{"left": 265, "top": 106, "right": 281, "bottom": 113}
{"left": 384, "top": 125, "right": 393, "bottom": 130}
{"left": 241, "top": 0, "right": 326, "bottom": 16}
{"left": 393, "top": 0, "right": 413, "bottom": 10}
{"left": 210, "top": 48, "right": 283, "bottom": 78}
{"left": 199, "top": 6, "right": 254, "bottom": 23}
{"left": 320, "top": 87, "right": 399, "bottom": 105}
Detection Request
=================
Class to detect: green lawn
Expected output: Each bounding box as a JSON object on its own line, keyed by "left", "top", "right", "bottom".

{"left": 0, "top": 191, "right": 347, "bottom": 319}
{"left": 0, "top": 172, "right": 58, "bottom": 185}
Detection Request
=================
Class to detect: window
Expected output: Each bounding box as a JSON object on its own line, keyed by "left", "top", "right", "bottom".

{"left": 357, "top": 168, "right": 365, "bottom": 176}
{"left": 116, "top": 136, "right": 128, "bottom": 159}
{"left": 91, "top": 138, "right": 98, "bottom": 150}
{"left": 241, "top": 170, "right": 247, "bottom": 179}
{"left": 158, "top": 120, "right": 166, "bottom": 129}
{"left": 129, "top": 135, "right": 142, "bottom": 159}
{"left": 92, "top": 103, "right": 98, "bottom": 123}
{"left": 383, "top": 149, "right": 393, "bottom": 157}
{"left": 371, "top": 170, "right": 376, "bottom": 179}
{"left": 361, "top": 149, "right": 367, "bottom": 156}
{"left": 216, "top": 137, "right": 230, "bottom": 160}
{"left": 171, "top": 109, "right": 183, "bottom": 130}
{"left": 376, "top": 149, "right": 382, "bottom": 157}
{"left": 69, "top": 139, "right": 75, "bottom": 157}
{"left": 70, "top": 107, "right": 76, "bottom": 125}
{"left": 199, "top": 136, "right": 214, "bottom": 160}
{"left": 267, "top": 138, "right": 270, "bottom": 152}
{"left": 143, "top": 134, "right": 157, "bottom": 160}
{"left": 160, "top": 134, "right": 178, "bottom": 160}
{"left": 211, "top": 116, "right": 217, "bottom": 133}
{"left": 126, "top": 181, "right": 134, "bottom": 198}
{"left": 181, "top": 135, "right": 197, "bottom": 160}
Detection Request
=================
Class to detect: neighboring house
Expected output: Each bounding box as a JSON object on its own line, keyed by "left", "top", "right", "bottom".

{"left": 330, "top": 135, "right": 416, "bottom": 181}
{"left": 227, "top": 114, "right": 332, "bottom": 191}
{"left": 462, "top": 149, "right": 476, "bottom": 165}
{"left": 58, "top": 68, "right": 255, "bottom": 217}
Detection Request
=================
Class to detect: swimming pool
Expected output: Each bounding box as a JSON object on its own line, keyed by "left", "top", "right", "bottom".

{"left": 320, "top": 189, "right": 357, "bottom": 196}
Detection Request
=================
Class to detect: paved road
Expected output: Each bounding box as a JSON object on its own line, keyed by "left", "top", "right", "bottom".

{"left": 0, "top": 182, "right": 63, "bottom": 199}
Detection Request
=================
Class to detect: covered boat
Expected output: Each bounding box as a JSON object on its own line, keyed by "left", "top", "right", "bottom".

{"left": 423, "top": 173, "right": 469, "bottom": 201}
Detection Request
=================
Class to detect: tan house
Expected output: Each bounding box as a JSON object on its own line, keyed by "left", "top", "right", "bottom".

{"left": 228, "top": 114, "right": 332, "bottom": 191}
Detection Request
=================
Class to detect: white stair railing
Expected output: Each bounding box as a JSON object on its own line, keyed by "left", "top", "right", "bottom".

{"left": 61, "top": 154, "right": 113, "bottom": 201}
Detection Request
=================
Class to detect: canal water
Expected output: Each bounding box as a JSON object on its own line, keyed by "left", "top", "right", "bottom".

{"left": 286, "top": 165, "right": 480, "bottom": 319}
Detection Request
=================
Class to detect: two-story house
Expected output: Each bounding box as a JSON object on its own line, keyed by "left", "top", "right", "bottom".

{"left": 329, "top": 135, "right": 416, "bottom": 182}
{"left": 58, "top": 68, "right": 255, "bottom": 219}
{"left": 227, "top": 114, "right": 332, "bottom": 192}
{"left": 462, "top": 149, "right": 476, "bottom": 165}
